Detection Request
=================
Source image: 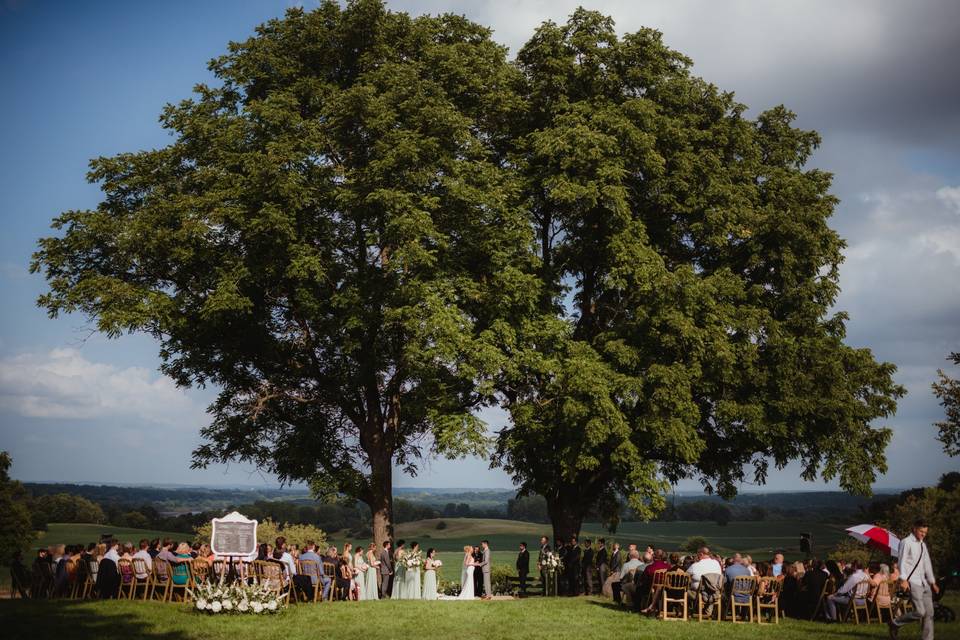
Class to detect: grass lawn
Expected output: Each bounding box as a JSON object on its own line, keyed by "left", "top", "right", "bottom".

{"left": 36, "top": 523, "right": 190, "bottom": 547}
{"left": 1, "top": 594, "right": 956, "bottom": 640}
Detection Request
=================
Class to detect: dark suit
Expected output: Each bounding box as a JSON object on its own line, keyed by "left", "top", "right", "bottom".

{"left": 596, "top": 545, "right": 609, "bottom": 590}
{"left": 473, "top": 547, "right": 484, "bottom": 594}
{"left": 802, "top": 568, "right": 829, "bottom": 619}
{"left": 378, "top": 548, "right": 392, "bottom": 598}
{"left": 516, "top": 549, "right": 530, "bottom": 595}
{"left": 582, "top": 547, "right": 595, "bottom": 595}
{"left": 564, "top": 545, "right": 581, "bottom": 596}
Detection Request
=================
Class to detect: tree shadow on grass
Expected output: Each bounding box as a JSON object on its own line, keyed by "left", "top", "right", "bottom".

{"left": 584, "top": 598, "right": 639, "bottom": 614}
{"left": 0, "top": 600, "right": 190, "bottom": 640}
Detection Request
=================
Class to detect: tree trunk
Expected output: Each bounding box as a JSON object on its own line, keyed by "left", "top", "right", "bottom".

{"left": 369, "top": 485, "right": 393, "bottom": 549}
{"left": 547, "top": 495, "right": 584, "bottom": 543}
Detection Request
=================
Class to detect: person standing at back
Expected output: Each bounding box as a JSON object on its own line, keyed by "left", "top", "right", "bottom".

{"left": 516, "top": 542, "right": 530, "bottom": 596}
{"left": 889, "top": 519, "right": 938, "bottom": 640}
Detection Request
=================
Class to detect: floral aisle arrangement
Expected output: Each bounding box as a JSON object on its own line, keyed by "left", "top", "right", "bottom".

{"left": 541, "top": 552, "right": 562, "bottom": 597}
{"left": 188, "top": 582, "right": 286, "bottom": 614}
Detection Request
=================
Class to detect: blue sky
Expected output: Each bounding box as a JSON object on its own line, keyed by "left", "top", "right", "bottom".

{"left": 1, "top": 0, "right": 958, "bottom": 492}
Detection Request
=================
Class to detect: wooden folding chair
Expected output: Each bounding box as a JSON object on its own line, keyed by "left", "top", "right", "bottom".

{"left": 730, "top": 575, "right": 757, "bottom": 623}
{"left": 259, "top": 562, "right": 290, "bottom": 604}
{"left": 70, "top": 560, "right": 88, "bottom": 599}
{"left": 80, "top": 560, "right": 98, "bottom": 599}
{"left": 661, "top": 571, "right": 690, "bottom": 621}
{"left": 643, "top": 569, "right": 667, "bottom": 610}
{"left": 191, "top": 558, "right": 211, "bottom": 587}
{"left": 694, "top": 573, "right": 722, "bottom": 622}
{"left": 872, "top": 579, "right": 895, "bottom": 622}
{"left": 116, "top": 558, "right": 135, "bottom": 599}
{"left": 298, "top": 559, "right": 322, "bottom": 603}
{"left": 323, "top": 562, "right": 337, "bottom": 601}
{"left": 844, "top": 580, "right": 872, "bottom": 624}
{"left": 755, "top": 576, "right": 783, "bottom": 624}
{"left": 150, "top": 558, "right": 172, "bottom": 602}
{"left": 811, "top": 577, "right": 835, "bottom": 621}
{"left": 130, "top": 558, "right": 151, "bottom": 600}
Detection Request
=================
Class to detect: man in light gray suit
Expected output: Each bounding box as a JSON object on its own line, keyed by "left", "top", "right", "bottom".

{"left": 378, "top": 540, "right": 393, "bottom": 598}
{"left": 480, "top": 540, "right": 492, "bottom": 599}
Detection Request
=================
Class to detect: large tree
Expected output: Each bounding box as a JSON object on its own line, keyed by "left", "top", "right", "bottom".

{"left": 31, "top": 0, "right": 535, "bottom": 545}
{"left": 0, "top": 452, "right": 35, "bottom": 563}
{"left": 493, "top": 10, "right": 905, "bottom": 540}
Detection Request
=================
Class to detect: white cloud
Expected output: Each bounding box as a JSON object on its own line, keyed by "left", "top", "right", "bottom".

{"left": 936, "top": 185, "right": 960, "bottom": 213}
{"left": 0, "top": 348, "right": 207, "bottom": 427}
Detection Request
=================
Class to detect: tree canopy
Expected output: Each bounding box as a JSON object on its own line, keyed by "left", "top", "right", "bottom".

{"left": 932, "top": 351, "right": 960, "bottom": 456}
{"left": 33, "top": 2, "right": 906, "bottom": 543}
{"left": 492, "top": 9, "right": 905, "bottom": 539}
{"left": 32, "top": 0, "right": 535, "bottom": 544}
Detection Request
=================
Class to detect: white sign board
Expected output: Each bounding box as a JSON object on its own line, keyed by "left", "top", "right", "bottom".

{"left": 211, "top": 511, "right": 258, "bottom": 557}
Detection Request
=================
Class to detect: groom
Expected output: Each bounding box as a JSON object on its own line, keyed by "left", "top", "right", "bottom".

{"left": 480, "top": 540, "right": 492, "bottom": 600}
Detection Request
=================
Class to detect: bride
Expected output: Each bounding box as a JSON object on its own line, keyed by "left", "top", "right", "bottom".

{"left": 458, "top": 545, "right": 478, "bottom": 600}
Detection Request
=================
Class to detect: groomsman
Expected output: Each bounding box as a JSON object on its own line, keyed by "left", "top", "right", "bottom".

{"left": 582, "top": 539, "right": 595, "bottom": 595}
{"left": 378, "top": 540, "right": 393, "bottom": 598}
{"left": 609, "top": 542, "right": 623, "bottom": 579}
{"left": 565, "top": 537, "right": 582, "bottom": 596}
{"left": 596, "top": 539, "right": 609, "bottom": 591}
{"left": 537, "top": 536, "right": 551, "bottom": 596}
{"left": 517, "top": 542, "right": 530, "bottom": 596}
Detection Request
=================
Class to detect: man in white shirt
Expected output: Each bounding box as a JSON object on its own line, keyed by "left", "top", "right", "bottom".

{"left": 133, "top": 538, "right": 153, "bottom": 580}
{"left": 686, "top": 547, "right": 723, "bottom": 591}
{"left": 619, "top": 550, "right": 645, "bottom": 580}
{"left": 889, "top": 519, "right": 938, "bottom": 640}
{"left": 825, "top": 560, "right": 867, "bottom": 620}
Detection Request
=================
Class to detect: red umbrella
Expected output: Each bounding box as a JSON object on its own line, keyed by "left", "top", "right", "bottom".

{"left": 845, "top": 524, "right": 902, "bottom": 557}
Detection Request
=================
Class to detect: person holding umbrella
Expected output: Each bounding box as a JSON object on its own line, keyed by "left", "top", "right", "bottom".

{"left": 889, "top": 518, "right": 938, "bottom": 640}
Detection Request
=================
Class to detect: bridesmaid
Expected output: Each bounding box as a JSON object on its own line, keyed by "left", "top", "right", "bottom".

{"left": 421, "top": 548, "right": 439, "bottom": 600}
{"left": 364, "top": 543, "right": 380, "bottom": 600}
{"left": 404, "top": 541, "right": 421, "bottom": 599}
{"left": 353, "top": 544, "right": 367, "bottom": 601}
{"left": 391, "top": 540, "right": 406, "bottom": 599}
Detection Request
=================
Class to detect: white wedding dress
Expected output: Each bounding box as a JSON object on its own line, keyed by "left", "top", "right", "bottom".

{"left": 458, "top": 556, "right": 476, "bottom": 600}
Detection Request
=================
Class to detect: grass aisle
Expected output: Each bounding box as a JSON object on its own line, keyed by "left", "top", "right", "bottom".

{"left": 2, "top": 595, "right": 957, "bottom": 640}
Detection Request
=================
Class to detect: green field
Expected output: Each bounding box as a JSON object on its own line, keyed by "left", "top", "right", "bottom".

{"left": 35, "top": 523, "right": 190, "bottom": 547}
{"left": 1, "top": 595, "right": 956, "bottom": 640}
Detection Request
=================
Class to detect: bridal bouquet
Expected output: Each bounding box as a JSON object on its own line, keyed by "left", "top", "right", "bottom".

{"left": 406, "top": 550, "right": 423, "bottom": 570}
{"left": 433, "top": 559, "right": 443, "bottom": 568}
{"left": 188, "top": 582, "right": 285, "bottom": 615}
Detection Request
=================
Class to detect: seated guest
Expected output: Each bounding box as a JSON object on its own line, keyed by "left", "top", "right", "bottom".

{"left": 638, "top": 549, "right": 671, "bottom": 614}
{"left": 257, "top": 543, "right": 270, "bottom": 561}
{"left": 275, "top": 536, "right": 297, "bottom": 579}
{"left": 686, "top": 547, "right": 723, "bottom": 591}
{"left": 324, "top": 546, "right": 340, "bottom": 567}
{"left": 133, "top": 539, "right": 153, "bottom": 581}
{"left": 781, "top": 561, "right": 804, "bottom": 617}
{"left": 800, "top": 559, "right": 829, "bottom": 618}
{"left": 771, "top": 552, "right": 785, "bottom": 577}
{"left": 148, "top": 539, "right": 161, "bottom": 559}
{"left": 724, "top": 555, "right": 752, "bottom": 606}
{"left": 80, "top": 543, "right": 96, "bottom": 564}
{"left": 119, "top": 542, "right": 136, "bottom": 588}
{"left": 267, "top": 549, "right": 289, "bottom": 586}
{"left": 743, "top": 554, "right": 757, "bottom": 576}
{"left": 170, "top": 543, "right": 193, "bottom": 586}
{"left": 686, "top": 546, "right": 723, "bottom": 614}
{"left": 96, "top": 539, "right": 121, "bottom": 599}
{"left": 824, "top": 559, "right": 843, "bottom": 583}
{"left": 621, "top": 551, "right": 651, "bottom": 606}
{"left": 825, "top": 560, "right": 867, "bottom": 621}
{"left": 668, "top": 552, "right": 683, "bottom": 572}
{"left": 613, "top": 550, "right": 643, "bottom": 604}
{"left": 298, "top": 540, "right": 331, "bottom": 600}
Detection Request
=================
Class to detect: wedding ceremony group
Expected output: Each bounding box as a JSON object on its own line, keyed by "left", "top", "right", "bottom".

{"left": 9, "top": 516, "right": 953, "bottom": 640}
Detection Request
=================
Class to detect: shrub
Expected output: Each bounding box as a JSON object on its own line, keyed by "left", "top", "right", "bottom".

{"left": 490, "top": 564, "right": 515, "bottom": 596}
{"left": 194, "top": 517, "right": 326, "bottom": 550}
{"left": 435, "top": 521, "right": 447, "bottom": 530}
{"left": 681, "top": 536, "right": 710, "bottom": 553}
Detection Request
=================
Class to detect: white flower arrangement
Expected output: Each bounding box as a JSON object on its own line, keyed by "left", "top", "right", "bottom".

{"left": 406, "top": 550, "right": 423, "bottom": 570}
{"left": 188, "top": 582, "right": 284, "bottom": 615}
{"left": 432, "top": 559, "right": 443, "bottom": 568}
{"left": 541, "top": 552, "right": 563, "bottom": 573}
